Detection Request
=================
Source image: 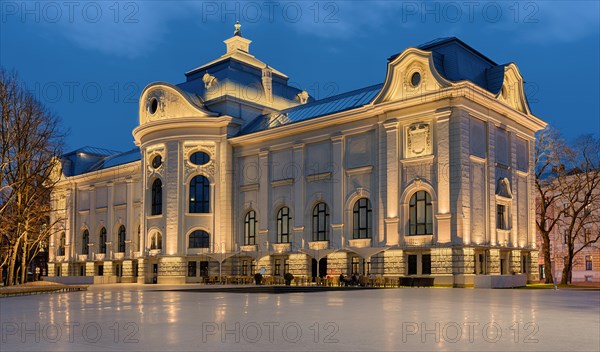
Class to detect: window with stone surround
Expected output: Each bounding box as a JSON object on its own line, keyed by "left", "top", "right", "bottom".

{"left": 422, "top": 254, "right": 432, "bottom": 275}
{"left": 99, "top": 227, "right": 107, "bottom": 254}
{"left": 57, "top": 233, "right": 65, "bottom": 256}
{"left": 117, "top": 225, "right": 126, "bottom": 253}
{"left": 496, "top": 204, "right": 509, "bottom": 230}
{"left": 245, "top": 210, "right": 257, "bottom": 245}
{"left": 586, "top": 256, "right": 593, "bottom": 271}
{"left": 189, "top": 175, "right": 210, "bottom": 213}
{"left": 189, "top": 230, "right": 210, "bottom": 249}
{"left": 353, "top": 198, "right": 372, "bottom": 239}
{"left": 277, "top": 207, "right": 291, "bottom": 243}
{"left": 188, "top": 261, "right": 197, "bottom": 277}
{"left": 150, "top": 232, "right": 162, "bottom": 250}
{"left": 312, "top": 202, "right": 330, "bottom": 241}
{"left": 151, "top": 178, "right": 162, "bottom": 215}
{"left": 409, "top": 191, "right": 432, "bottom": 235}
{"left": 82, "top": 230, "right": 89, "bottom": 255}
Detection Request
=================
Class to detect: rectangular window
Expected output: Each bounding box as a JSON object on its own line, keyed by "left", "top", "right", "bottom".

{"left": 200, "top": 261, "right": 209, "bottom": 277}
{"left": 407, "top": 255, "right": 417, "bottom": 275}
{"left": 497, "top": 204, "right": 508, "bottom": 230}
{"left": 586, "top": 256, "right": 593, "bottom": 271}
{"left": 188, "top": 261, "right": 197, "bottom": 277}
{"left": 284, "top": 259, "right": 289, "bottom": 274}
{"left": 422, "top": 254, "right": 431, "bottom": 275}
{"left": 584, "top": 229, "right": 591, "bottom": 243}
{"left": 495, "top": 127, "right": 509, "bottom": 166}
{"left": 515, "top": 137, "right": 529, "bottom": 172}
{"left": 274, "top": 259, "right": 281, "bottom": 276}
{"left": 241, "top": 260, "right": 248, "bottom": 276}
{"left": 521, "top": 255, "right": 528, "bottom": 273}
{"left": 250, "top": 262, "right": 256, "bottom": 275}
{"left": 352, "top": 257, "right": 360, "bottom": 275}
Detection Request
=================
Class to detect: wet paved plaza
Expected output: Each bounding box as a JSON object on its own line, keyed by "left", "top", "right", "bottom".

{"left": 1, "top": 285, "right": 599, "bottom": 351}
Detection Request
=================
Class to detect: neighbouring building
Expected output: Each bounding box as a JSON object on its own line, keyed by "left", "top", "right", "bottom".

{"left": 536, "top": 175, "right": 600, "bottom": 283}
{"left": 48, "top": 24, "right": 546, "bottom": 286}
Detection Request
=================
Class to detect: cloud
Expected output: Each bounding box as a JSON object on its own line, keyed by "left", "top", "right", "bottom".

{"left": 20, "top": 0, "right": 599, "bottom": 58}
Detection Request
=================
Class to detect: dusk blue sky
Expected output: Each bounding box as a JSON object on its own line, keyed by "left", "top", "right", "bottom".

{"left": 1, "top": 1, "right": 599, "bottom": 152}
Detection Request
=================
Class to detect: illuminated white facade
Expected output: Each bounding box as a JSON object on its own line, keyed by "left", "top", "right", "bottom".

{"left": 49, "top": 27, "right": 546, "bottom": 286}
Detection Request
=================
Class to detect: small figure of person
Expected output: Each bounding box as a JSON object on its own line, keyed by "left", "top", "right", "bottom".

{"left": 339, "top": 273, "right": 345, "bottom": 287}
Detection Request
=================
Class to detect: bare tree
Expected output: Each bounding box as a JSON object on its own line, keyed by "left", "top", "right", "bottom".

{"left": 0, "top": 68, "right": 64, "bottom": 286}
{"left": 554, "top": 135, "right": 600, "bottom": 284}
{"left": 535, "top": 127, "right": 566, "bottom": 284}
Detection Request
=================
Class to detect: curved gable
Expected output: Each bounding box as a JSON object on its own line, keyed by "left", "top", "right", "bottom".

{"left": 496, "top": 63, "right": 532, "bottom": 115}
{"left": 373, "top": 48, "right": 452, "bottom": 104}
{"left": 139, "top": 82, "right": 218, "bottom": 125}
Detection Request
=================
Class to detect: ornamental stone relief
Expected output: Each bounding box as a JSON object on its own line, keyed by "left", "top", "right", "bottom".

{"left": 145, "top": 146, "right": 165, "bottom": 181}
{"left": 406, "top": 123, "right": 432, "bottom": 158}
{"left": 182, "top": 142, "right": 217, "bottom": 180}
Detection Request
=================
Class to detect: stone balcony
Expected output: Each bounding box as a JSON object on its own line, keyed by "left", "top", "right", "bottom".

{"left": 114, "top": 252, "right": 125, "bottom": 260}
{"left": 95, "top": 253, "right": 105, "bottom": 261}
{"left": 77, "top": 254, "right": 88, "bottom": 262}
{"left": 240, "top": 245, "right": 257, "bottom": 252}
{"left": 348, "top": 238, "right": 372, "bottom": 248}
{"left": 403, "top": 235, "right": 433, "bottom": 247}
{"left": 149, "top": 249, "right": 161, "bottom": 256}
{"left": 308, "top": 241, "right": 329, "bottom": 250}
{"left": 272, "top": 243, "right": 291, "bottom": 253}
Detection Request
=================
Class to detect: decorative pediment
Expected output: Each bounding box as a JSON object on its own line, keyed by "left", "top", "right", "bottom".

{"left": 373, "top": 48, "right": 452, "bottom": 104}
{"left": 496, "top": 177, "right": 512, "bottom": 198}
{"left": 497, "top": 63, "right": 531, "bottom": 115}
{"left": 138, "top": 83, "right": 217, "bottom": 125}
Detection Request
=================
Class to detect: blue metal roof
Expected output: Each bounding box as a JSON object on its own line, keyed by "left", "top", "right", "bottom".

{"left": 241, "top": 83, "right": 383, "bottom": 135}
{"left": 87, "top": 148, "right": 141, "bottom": 172}
{"left": 62, "top": 147, "right": 140, "bottom": 177}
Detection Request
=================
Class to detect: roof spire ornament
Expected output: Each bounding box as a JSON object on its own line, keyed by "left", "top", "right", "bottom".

{"left": 234, "top": 20, "right": 242, "bottom": 37}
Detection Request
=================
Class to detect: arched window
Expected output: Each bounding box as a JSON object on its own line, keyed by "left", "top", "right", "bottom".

{"left": 99, "top": 227, "right": 107, "bottom": 254}
{"left": 409, "top": 191, "right": 433, "bottom": 235}
{"left": 353, "top": 198, "right": 372, "bottom": 239}
{"left": 312, "top": 203, "right": 330, "bottom": 241}
{"left": 150, "top": 232, "right": 162, "bottom": 250}
{"left": 57, "top": 233, "right": 65, "bottom": 256}
{"left": 189, "top": 230, "right": 210, "bottom": 248}
{"left": 245, "top": 210, "right": 256, "bottom": 245}
{"left": 118, "top": 225, "right": 126, "bottom": 253}
{"left": 82, "top": 230, "right": 89, "bottom": 255}
{"left": 151, "top": 179, "right": 162, "bottom": 215}
{"left": 189, "top": 175, "right": 210, "bottom": 213}
{"left": 277, "top": 207, "right": 291, "bottom": 243}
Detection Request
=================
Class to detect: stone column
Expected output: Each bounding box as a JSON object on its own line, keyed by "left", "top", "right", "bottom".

{"left": 85, "top": 261, "right": 95, "bottom": 277}
{"left": 436, "top": 112, "right": 451, "bottom": 243}
{"left": 331, "top": 135, "right": 344, "bottom": 248}
{"left": 292, "top": 144, "right": 305, "bottom": 248}
{"left": 258, "top": 149, "right": 270, "bottom": 245}
{"left": 137, "top": 258, "right": 146, "bottom": 284}
{"left": 383, "top": 120, "right": 400, "bottom": 246}
{"left": 126, "top": 179, "right": 134, "bottom": 256}
{"left": 122, "top": 260, "right": 134, "bottom": 283}
{"left": 488, "top": 126, "right": 497, "bottom": 246}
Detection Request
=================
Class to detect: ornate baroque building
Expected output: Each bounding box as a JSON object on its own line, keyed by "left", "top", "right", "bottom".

{"left": 49, "top": 26, "right": 546, "bottom": 286}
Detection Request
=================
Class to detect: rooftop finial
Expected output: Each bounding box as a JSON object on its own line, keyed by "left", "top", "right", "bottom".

{"left": 234, "top": 20, "right": 242, "bottom": 37}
